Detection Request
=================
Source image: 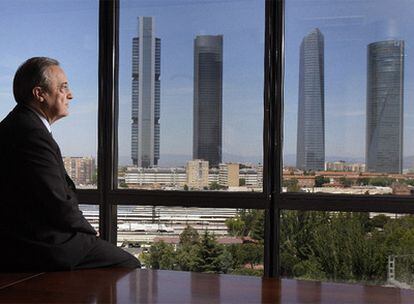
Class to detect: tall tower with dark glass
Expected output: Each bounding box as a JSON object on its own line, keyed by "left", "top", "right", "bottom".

{"left": 366, "top": 40, "right": 404, "bottom": 173}
{"left": 131, "top": 17, "right": 161, "bottom": 167}
{"left": 193, "top": 35, "right": 223, "bottom": 167}
{"left": 296, "top": 28, "right": 325, "bottom": 171}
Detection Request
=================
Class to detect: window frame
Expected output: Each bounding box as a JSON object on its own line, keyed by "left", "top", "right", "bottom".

{"left": 76, "top": 0, "right": 414, "bottom": 278}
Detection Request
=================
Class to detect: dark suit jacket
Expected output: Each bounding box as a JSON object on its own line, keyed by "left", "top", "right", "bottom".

{"left": 0, "top": 104, "right": 97, "bottom": 271}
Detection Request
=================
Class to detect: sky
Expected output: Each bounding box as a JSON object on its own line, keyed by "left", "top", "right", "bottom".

{"left": 0, "top": 0, "right": 412, "bottom": 167}
{"left": 118, "top": 0, "right": 264, "bottom": 165}
{"left": 0, "top": 0, "right": 98, "bottom": 157}
{"left": 284, "top": 0, "right": 414, "bottom": 162}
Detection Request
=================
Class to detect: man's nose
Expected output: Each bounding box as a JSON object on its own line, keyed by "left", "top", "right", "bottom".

{"left": 67, "top": 91, "right": 73, "bottom": 100}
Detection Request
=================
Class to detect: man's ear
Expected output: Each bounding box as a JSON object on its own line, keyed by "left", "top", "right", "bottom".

{"left": 32, "top": 87, "right": 44, "bottom": 102}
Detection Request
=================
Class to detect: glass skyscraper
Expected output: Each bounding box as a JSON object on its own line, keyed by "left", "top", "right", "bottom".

{"left": 131, "top": 17, "right": 161, "bottom": 168}
{"left": 366, "top": 40, "right": 404, "bottom": 174}
{"left": 193, "top": 35, "right": 223, "bottom": 167}
{"left": 296, "top": 28, "right": 325, "bottom": 171}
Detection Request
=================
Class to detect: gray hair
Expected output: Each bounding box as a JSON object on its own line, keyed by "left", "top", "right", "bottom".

{"left": 13, "top": 57, "right": 60, "bottom": 104}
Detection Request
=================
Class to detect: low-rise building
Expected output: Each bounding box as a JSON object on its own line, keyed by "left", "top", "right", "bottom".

{"left": 124, "top": 167, "right": 186, "bottom": 187}
{"left": 186, "top": 160, "right": 209, "bottom": 190}
{"left": 325, "top": 161, "right": 366, "bottom": 172}
{"left": 219, "top": 163, "right": 240, "bottom": 187}
{"left": 239, "top": 167, "right": 263, "bottom": 188}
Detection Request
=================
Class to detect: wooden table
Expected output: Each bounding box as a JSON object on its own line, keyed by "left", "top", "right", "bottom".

{"left": 0, "top": 273, "right": 43, "bottom": 291}
{"left": 1, "top": 269, "right": 413, "bottom": 303}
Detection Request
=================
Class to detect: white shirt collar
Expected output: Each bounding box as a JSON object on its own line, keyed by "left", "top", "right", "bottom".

{"left": 24, "top": 105, "right": 52, "bottom": 133}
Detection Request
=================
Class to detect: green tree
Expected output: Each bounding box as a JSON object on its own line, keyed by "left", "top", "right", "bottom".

{"left": 402, "top": 179, "right": 414, "bottom": 186}
{"left": 146, "top": 241, "right": 176, "bottom": 270}
{"left": 225, "top": 209, "right": 264, "bottom": 241}
{"left": 250, "top": 210, "right": 265, "bottom": 241}
{"left": 209, "top": 181, "right": 225, "bottom": 190}
{"left": 119, "top": 181, "right": 128, "bottom": 188}
{"left": 180, "top": 225, "right": 200, "bottom": 246}
{"left": 226, "top": 217, "right": 245, "bottom": 237}
{"left": 218, "top": 249, "right": 233, "bottom": 274}
{"left": 240, "top": 243, "right": 263, "bottom": 269}
{"left": 92, "top": 169, "right": 97, "bottom": 185}
{"left": 183, "top": 184, "right": 189, "bottom": 191}
{"left": 192, "top": 231, "right": 227, "bottom": 273}
{"left": 356, "top": 177, "right": 370, "bottom": 186}
{"left": 292, "top": 257, "right": 325, "bottom": 280}
{"left": 280, "top": 210, "right": 329, "bottom": 276}
{"left": 370, "top": 177, "right": 395, "bottom": 187}
{"left": 315, "top": 176, "right": 330, "bottom": 187}
{"left": 303, "top": 171, "right": 315, "bottom": 176}
{"left": 311, "top": 212, "right": 386, "bottom": 282}
{"left": 382, "top": 215, "right": 414, "bottom": 255}
{"left": 239, "top": 178, "right": 246, "bottom": 186}
{"left": 171, "top": 225, "right": 201, "bottom": 271}
{"left": 226, "top": 244, "right": 243, "bottom": 269}
{"left": 176, "top": 244, "right": 199, "bottom": 271}
{"left": 283, "top": 178, "right": 301, "bottom": 192}
{"left": 339, "top": 177, "right": 353, "bottom": 187}
{"left": 279, "top": 211, "right": 414, "bottom": 284}
{"left": 226, "top": 243, "right": 263, "bottom": 271}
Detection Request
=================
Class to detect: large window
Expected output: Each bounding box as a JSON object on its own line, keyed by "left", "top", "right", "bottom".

{"left": 117, "top": 205, "right": 264, "bottom": 276}
{"left": 0, "top": 0, "right": 98, "bottom": 189}
{"left": 283, "top": 0, "right": 414, "bottom": 196}
{"left": 281, "top": 210, "right": 414, "bottom": 287}
{"left": 117, "top": 0, "right": 264, "bottom": 192}
{"left": 111, "top": 0, "right": 266, "bottom": 276}
{"left": 0, "top": 1, "right": 99, "bottom": 228}
{"left": 30, "top": 0, "right": 412, "bottom": 288}
{"left": 278, "top": 0, "right": 414, "bottom": 288}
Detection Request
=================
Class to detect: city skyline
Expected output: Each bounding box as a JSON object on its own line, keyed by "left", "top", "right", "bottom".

{"left": 283, "top": 0, "right": 414, "bottom": 165}
{"left": 0, "top": 1, "right": 413, "bottom": 169}
{"left": 131, "top": 17, "right": 161, "bottom": 167}
{"left": 193, "top": 35, "right": 223, "bottom": 167}
{"left": 296, "top": 28, "right": 325, "bottom": 171}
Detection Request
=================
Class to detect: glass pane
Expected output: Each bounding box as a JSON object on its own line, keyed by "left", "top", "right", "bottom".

{"left": 281, "top": 210, "right": 414, "bottom": 289}
{"left": 118, "top": 0, "right": 264, "bottom": 192}
{"left": 117, "top": 205, "right": 264, "bottom": 276}
{"left": 0, "top": 0, "right": 98, "bottom": 189}
{"left": 283, "top": 0, "right": 414, "bottom": 195}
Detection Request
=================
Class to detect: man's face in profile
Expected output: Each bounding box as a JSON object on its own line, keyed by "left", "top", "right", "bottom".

{"left": 42, "top": 65, "right": 73, "bottom": 123}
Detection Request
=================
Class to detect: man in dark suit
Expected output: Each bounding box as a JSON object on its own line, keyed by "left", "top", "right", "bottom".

{"left": 0, "top": 57, "right": 140, "bottom": 271}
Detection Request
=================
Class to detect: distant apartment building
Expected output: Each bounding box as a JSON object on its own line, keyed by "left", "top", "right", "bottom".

{"left": 122, "top": 163, "right": 262, "bottom": 190}
{"left": 131, "top": 16, "right": 161, "bottom": 168}
{"left": 186, "top": 160, "right": 209, "bottom": 189}
{"left": 239, "top": 166, "right": 263, "bottom": 188}
{"left": 325, "top": 161, "right": 366, "bottom": 173}
{"left": 366, "top": 40, "right": 404, "bottom": 174}
{"left": 124, "top": 167, "right": 186, "bottom": 187}
{"left": 257, "top": 165, "right": 263, "bottom": 188}
{"left": 296, "top": 28, "right": 325, "bottom": 171}
{"left": 208, "top": 167, "right": 220, "bottom": 185}
{"left": 193, "top": 35, "right": 223, "bottom": 167}
{"left": 219, "top": 163, "right": 240, "bottom": 187}
{"left": 63, "top": 156, "right": 95, "bottom": 185}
